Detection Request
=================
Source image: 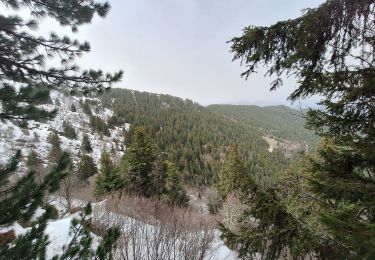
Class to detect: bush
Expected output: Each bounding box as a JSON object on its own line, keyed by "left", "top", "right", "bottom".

{"left": 43, "top": 204, "right": 59, "bottom": 220}
{"left": 63, "top": 121, "right": 77, "bottom": 139}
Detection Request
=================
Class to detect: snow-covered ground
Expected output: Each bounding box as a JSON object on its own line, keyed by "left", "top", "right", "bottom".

{"left": 1, "top": 197, "right": 236, "bottom": 259}
{"left": 0, "top": 90, "right": 125, "bottom": 169}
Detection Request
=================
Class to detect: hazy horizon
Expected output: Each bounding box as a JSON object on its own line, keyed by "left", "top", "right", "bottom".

{"left": 15, "top": 0, "right": 325, "bottom": 106}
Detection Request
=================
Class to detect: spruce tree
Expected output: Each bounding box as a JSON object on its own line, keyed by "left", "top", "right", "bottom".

{"left": 48, "top": 132, "right": 62, "bottom": 165}
{"left": 215, "top": 145, "right": 246, "bottom": 200}
{"left": 225, "top": 0, "right": 375, "bottom": 258}
{"left": 95, "top": 151, "right": 124, "bottom": 197}
{"left": 164, "top": 161, "right": 189, "bottom": 207}
{"left": 149, "top": 158, "right": 168, "bottom": 197}
{"left": 122, "top": 127, "right": 156, "bottom": 197}
{"left": 77, "top": 154, "right": 97, "bottom": 181}
{"left": 81, "top": 134, "right": 93, "bottom": 153}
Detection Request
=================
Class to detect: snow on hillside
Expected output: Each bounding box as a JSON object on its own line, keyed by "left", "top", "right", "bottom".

{"left": 0, "top": 90, "right": 126, "bottom": 169}
{"left": 1, "top": 196, "right": 237, "bottom": 259}
{"left": 0, "top": 90, "right": 238, "bottom": 260}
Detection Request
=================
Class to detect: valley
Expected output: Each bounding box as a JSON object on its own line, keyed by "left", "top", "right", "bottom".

{"left": 0, "top": 88, "right": 315, "bottom": 259}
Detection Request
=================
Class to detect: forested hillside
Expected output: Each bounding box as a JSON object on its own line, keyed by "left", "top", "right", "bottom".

{"left": 208, "top": 104, "right": 318, "bottom": 147}
{"left": 99, "top": 88, "right": 291, "bottom": 186}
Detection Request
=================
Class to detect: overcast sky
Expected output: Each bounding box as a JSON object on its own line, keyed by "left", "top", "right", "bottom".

{"left": 47, "top": 0, "right": 326, "bottom": 106}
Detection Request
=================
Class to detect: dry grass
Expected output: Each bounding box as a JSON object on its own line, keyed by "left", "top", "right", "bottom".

{"left": 0, "top": 230, "right": 16, "bottom": 245}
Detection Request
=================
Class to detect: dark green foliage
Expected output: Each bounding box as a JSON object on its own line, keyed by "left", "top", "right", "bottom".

{"left": 0, "top": 85, "right": 56, "bottom": 122}
{"left": 149, "top": 158, "right": 168, "bottom": 197}
{"left": 95, "top": 226, "right": 121, "bottom": 260}
{"left": 43, "top": 205, "right": 59, "bottom": 220}
{"left": 55, "top": 204, "right": 120, "bottom": 260}
{"left": 0, "top": 152, "right": 70, "bottom": 258}
{"left": 307, "top": 139, "right": 375, "bottom": 258}
{"left": 62, "top": 121, "right": 77, "bottom": 139}
{"left": 1, "top": 207, "right": 55, "bottom": 260}
{"left": 70, "top": 104, "right": 77, "bottom": 112}
{"left": 215, "top": 145, "right": 246, "bottom": 200}
{"left": 122, "top": 127, "right": 156, "bottom": 197}
{"left": 226, "top": 0, "right": 375, "bottom": 258}
{"left": 164, "top": 161, "right": 189, "bottom": 207}
{"left": 77, "top": 155, "right": 97, "bottom": 181}
{"left": 0, "top": 0, "right": 122, "bottom": 258}
{"left": 26, "top": 149, "right": 42, "bottom": 172}
{"left": 0, "top": 1, "right": 122, "bottom": 124}
{"left": 101, "top": 89, "right": 284, "bottom": 186}
{"left": 107, "top": 115, "right": 123, "bottom": 129}
{"left": 48, "top": 132, "right": 62, "bottom": 165}
{"left": 0, "top": 151, "right": 69, "bottom": 226}
{"left": 208, "top": 105, "right": 318, "bottom": 148}
{"left": 90, "top": 115, "right": 110, "bottom": 136}
{"left": 95, "top": 151, "right": 124, "bottom": 197}
{"left": 81, "top": 134, "right": 93, "bottom": 153}
{"left": 219, "top": 179, "right": 347, "bottom": 259}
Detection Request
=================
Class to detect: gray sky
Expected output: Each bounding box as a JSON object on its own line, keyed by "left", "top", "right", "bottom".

{"left": 49, "top": 0, "right": 326, "bottom": 106}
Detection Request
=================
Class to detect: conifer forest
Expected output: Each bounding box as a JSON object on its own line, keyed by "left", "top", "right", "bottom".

{"left": 0, "top": 0, "right": 374, "bottom": 259}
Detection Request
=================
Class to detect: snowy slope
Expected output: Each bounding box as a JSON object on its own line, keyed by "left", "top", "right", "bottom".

{"left": 0, "top": 90, "right": 127, "bottom": 169}
{"left": 0, "top": 90, "right": 238, "bottom": 260}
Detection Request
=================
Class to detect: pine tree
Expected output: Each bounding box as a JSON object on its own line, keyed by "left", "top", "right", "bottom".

{"left": 122, "top": 127, "right": 156, "bottom": 197}
{"left": 215, "top": 145, "right": 246, "bottom": 200}
{"left": 27, "top": 149, "right": 44, "bottom": 184}
{"left": 90, "top": 115, "right": 110, "bottom": 136}
{"left": 48, "top": 132, "right": 62, "bottom": 165}
{"left": 0, "top": 0, "right": 122, "bottom": 258}
{"left": 0, "top": 2, "right": 122, "bottom": 123}
{"left": 56, "top": 204, "right": 120, "bottom": 260}
{"left": 149, "top": 158, "right": 168, "bottom": 197}
{"left": 0, "top": 151, "right": 70, "bottom": 258}
{"left": 62, "top": 121, "right": 77, "bottom": 139}
{"left": 164, "top": 161, "right": 189, "bottom": 207}
{"left": 95, "top": 151, "right": 124, "bottom": 197}
{"left": 81, "top": 134, "right": 93, "bottom": 153}
{"left": 26, "top": 149, "right": 42, "bottom": 172}
{"left": 77, "top": 154, "right": 97, "bottom": 181}
{"left": 225, "top": 0, "right": 375, "bottom": 258}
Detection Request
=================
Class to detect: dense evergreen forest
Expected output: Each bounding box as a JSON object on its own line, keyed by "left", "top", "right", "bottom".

{"left": 208, "top": 104, "right": 318, "bottom": 147}
{"left": 97, "top": 88, "right": 298, "bottom": 186}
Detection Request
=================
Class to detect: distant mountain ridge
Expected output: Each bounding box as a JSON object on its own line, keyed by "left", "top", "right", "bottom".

{"left": 207, "top": 104, "right": 318, "bottom": 148}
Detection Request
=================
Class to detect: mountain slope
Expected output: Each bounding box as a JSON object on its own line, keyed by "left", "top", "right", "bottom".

{"left": 98, "top": 88, "right": 291, "bottom": 186}
{"left": 0, "top": 90, "right": 126, "bottom": 170}
{"left": 207, "top": 104, "right": 318, "bottom": 148}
